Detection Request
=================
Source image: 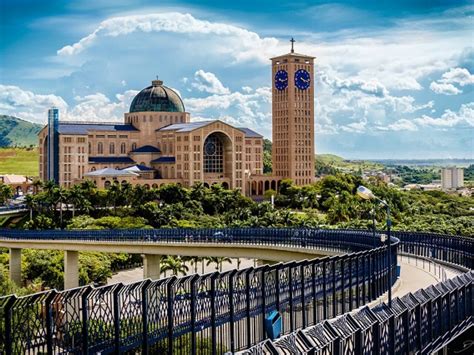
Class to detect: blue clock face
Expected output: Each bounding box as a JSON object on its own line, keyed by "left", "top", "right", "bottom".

{"left": 295, "top": 69, "right": 311, "bottom": 90}
{"left": 274, "top": 70, "right": 288, "bottom": 91}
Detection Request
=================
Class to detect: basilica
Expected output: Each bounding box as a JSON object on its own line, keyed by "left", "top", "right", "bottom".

{"left": 39, "top": 44, "right": 315, "bottom": 196}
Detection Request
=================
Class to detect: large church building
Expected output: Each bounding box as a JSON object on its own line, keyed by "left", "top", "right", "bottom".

{"left": 39, "top": 44, "right": 315, "bottom": 196}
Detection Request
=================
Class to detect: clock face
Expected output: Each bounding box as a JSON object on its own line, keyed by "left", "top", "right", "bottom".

{"left": 295, "top": 69, "right": 311, "bottom": 90}
{"left": 205, "top": 141, "right": 216, "bottom": 156}
{"left": 274, "top": 70, "right": 288, "bottom": 91}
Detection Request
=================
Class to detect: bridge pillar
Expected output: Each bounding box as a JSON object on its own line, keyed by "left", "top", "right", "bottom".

{"left": 64, "top": 250, "right": 79, "bottom": 290}
{"left": 143, "top": 254, "right": 162, "bottom": 280}
{"left": 9, "top": 248, "right": 22, "bottom": 285}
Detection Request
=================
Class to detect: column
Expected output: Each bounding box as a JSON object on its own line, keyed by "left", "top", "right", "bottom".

{"left": 9, "top": 248, "right": 22, "bottom": 286}
{"left": 64, "top": 250, "right": 79, "bottom": 290}
{"left": 143, "top": 254, "right": 162, "bottom": 280}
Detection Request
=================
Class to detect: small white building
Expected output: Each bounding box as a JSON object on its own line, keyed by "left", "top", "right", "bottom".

{"left": 441, "top": 167, "right": 464, "bottom": 190}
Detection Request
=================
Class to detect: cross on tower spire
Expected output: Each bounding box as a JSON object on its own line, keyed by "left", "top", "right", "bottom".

{"left": 290, "top": 37, "right": 295, "bottom": 53}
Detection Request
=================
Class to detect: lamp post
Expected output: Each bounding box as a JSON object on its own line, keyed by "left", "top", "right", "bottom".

{"left": 357, "top": 185, "right": 392, "bottom": 307}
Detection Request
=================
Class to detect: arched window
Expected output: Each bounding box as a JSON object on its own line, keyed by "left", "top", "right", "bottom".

{"left": 91, "top": 167, "right": 96, "bottom": 172}
{"left": 109, "top": 143, "right": 115, "bottom": 154}
{"left": 98, "top": 142, "right": 103, "bottom": 154}
{"left": 88, "top": 142, "right": 91, "bottom": 154}
{"left": 132, "top": 143, "right": 137, "bottom": 151}
{"left": 120, "top": 143, "right": 126, "bottom": 154}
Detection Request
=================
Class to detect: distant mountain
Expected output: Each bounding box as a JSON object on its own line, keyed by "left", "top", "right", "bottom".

{"left": 0, "top": 115, "right": 42, "bottom": 147}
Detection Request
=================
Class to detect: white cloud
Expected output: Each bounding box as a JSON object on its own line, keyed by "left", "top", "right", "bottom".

{"left": 184, "top": 86, "right": 271, "bottom": 130}
{"left": 414, "top": 102, "right": 474, "bottom": 127}
{"left": 191, "top": 70, "right": 230, "bottom": 95}
{"left": 439, "top": 67, "right": 474, "bottom": 86}
{"left": 57, "top": 12, "right": 279, "bottom": 63}
{"left": 386, "top": 119, "right": 418, "bottom": 131}
{"left": 0, "top": 84, "right": 138, "bottom": 123}
{"left": 429, "top": 81, "right": 462, "bottom": 95}
{"left": 0, "top": 84, "right": 68, "bottom": 123}
{"left": 429, "top": 67, "right": 474, "bottom": 95}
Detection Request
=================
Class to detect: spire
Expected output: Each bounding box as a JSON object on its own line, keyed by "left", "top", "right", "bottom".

{"left": 290, "top": 37, "right": 295, "bottom": 53}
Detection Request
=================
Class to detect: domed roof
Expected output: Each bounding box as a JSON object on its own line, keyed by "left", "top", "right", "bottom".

{"left": 129, "top": 79, "right": 185, "bottom": 113}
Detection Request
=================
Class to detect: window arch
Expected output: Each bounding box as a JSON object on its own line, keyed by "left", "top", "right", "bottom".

{"left": 88, "top": 142, "right": 91, "bottom": 154}
{"left": 120, "top": 143, "right": 126, "bottom": 154}
{"left": 132, "top": 143, "right": 137, "bottom": 151}
{"left": 109, "top": 143, "right": 115, "bottom": 154}
{"left": 98, "top": 142, "right": 103, "bottom": 154}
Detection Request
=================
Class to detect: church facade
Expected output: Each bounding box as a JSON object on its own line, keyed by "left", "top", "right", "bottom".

{"left": 39, "top": 44, "right": 315, "bottom": 196}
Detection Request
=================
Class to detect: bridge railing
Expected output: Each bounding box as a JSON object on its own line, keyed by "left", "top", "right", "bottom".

{"left": 0, "top": 228, "right": 397, "bottom": 355}
{"left": 239, "top": 270, "right": 473, "bottom": 354}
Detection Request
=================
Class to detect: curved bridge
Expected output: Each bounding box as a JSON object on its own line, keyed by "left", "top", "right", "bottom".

{"left": 0, "top": 228, "right": 472, "bottom": 355}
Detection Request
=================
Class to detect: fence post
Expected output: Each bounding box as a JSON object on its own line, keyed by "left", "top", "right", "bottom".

{"left": 341, "top": 257, "right": 345, "bottom": 314}
{"left": 261, "top": 265, "right": 269, "bottom": 342}
{"left": 210, "top": 273, "right": 217, "bottom": 355}
{"left": 229, "top": 270, "right": 236, "bottom": 354}
{"left": 141, "top": 280, "right": 151, "bottom": 354}
{"left": 3, "top": 295, "right": 16, "bottom": 355}
{"left": 323, "top": 260, "right": 327, "bottom": 320}
{"left": 167, "top": 278, "right": 176, "bottom": 355}
{"left": 332, "top": 258, "right": 337, "bottom": 317}
{"left": 190, "top": 275, "right": 198, "bottom": 355}
{"left": 113, "top": 284, "right": 124, "bottom": 353}
{"left": 81, "top": 287, "right": 93, "bottom": 355}
{"left": 245, "top": 268, "right": 252, "bottom": 349}
{"left": 300, "top": 262, "right": 306, "bottom": 328}
{"left": 45, "top": 291, "right": 56, "bottom": 355}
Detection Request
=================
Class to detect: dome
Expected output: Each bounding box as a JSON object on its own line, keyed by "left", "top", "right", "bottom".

{"left": 129, "top": 79, "right": 185, "bottom": 113}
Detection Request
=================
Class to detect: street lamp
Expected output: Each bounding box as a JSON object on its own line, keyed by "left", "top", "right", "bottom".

{"left": 357, "top": 185, "right": 393, "bottom": 307}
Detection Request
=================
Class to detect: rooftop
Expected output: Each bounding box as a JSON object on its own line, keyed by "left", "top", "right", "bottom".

{"left": 88, "top": 156, "right": 135, "bottom": 164}
{"left": 57, "top": 122, "right": 139, "bottom": 135}
{"left": 130, "top": 145, "right": 161, "bottom": 153}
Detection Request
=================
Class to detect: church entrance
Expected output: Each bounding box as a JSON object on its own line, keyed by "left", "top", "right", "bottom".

{"left": 203, "top": 132, "right": 233, "bottom": 188}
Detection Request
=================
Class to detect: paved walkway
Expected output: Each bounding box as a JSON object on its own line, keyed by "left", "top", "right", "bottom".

{"left": 109, "top": 254, "right": 464, "bottom": 298}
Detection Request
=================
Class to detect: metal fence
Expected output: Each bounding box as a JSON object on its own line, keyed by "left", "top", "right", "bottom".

{"left": 0, "top": 228, "right": 397, "bottom": 354}
{"left": 239, "top": 270, "right": 473, "bottom": 354}
{"left": 0, "top": 228, "right": 472, "bottom": 354}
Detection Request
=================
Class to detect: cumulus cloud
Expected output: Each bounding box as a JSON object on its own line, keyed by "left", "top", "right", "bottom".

{"left": 414, "top": 102, "right": 474, "bottom": 128}
{"left": 321, "top": 74, "right": 389, "bottom": 97}
{"left": 429, "top": 67, "right": 474, "bottom": 95}
{"left": 57, "top": 12, "right": 279, "bottom": 63}
{"left": 0, "top": 84, "right": 68, "bottom": 123}
{"left": 439, "top": 67, "right": 474, "bottom": 86}
{"left": 429, "top": 81, "right": 462, "bottom": 95}
{"left": 191, "top": 70, "right": 230, "bottom": 95}
{"left": 0, "top": 84, "right": 137, "bottom": 123}
{"left": 184, "top": 86, "right": 271, "bottom": 130}
{"left": 386, "top": 119, "right": 418, "bottom": 131}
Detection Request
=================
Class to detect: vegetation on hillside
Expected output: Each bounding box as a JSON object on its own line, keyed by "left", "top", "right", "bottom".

{"left": 0, "top": 148, "right": 39, "bottom": 176}
{"left": 0, "top": 115, "right": 42, "bottom": 147}
{"left": 0, "top": 174, "right": 472, "bottom": 295}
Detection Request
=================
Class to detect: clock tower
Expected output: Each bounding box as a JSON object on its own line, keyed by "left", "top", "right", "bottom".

{"left": 271, "top": 39, "right": 315, "bottom": 185}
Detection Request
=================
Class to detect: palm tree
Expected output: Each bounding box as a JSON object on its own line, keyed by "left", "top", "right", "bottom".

{"left": 206, "top": 257, "right": 232, "bottom": 272}
{"left": 53, "top": 186, "right": 68, "bottom": 227}
{"left": 67, "top": 184, "right": 85, "bottom": 218}
{"left": 24, "top": 194, "right": 36, "bottom": 220}
{"left": 160, "top": 256, "right": 189, "bottom": 276}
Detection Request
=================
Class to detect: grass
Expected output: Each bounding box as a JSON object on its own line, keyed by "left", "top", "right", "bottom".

{"left": 0, "top": 148, "right": 39, "bottom": 176}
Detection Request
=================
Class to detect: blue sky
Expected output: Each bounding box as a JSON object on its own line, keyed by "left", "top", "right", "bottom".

{"left": 0, "top": 0, "right": 473, "bottom": 159}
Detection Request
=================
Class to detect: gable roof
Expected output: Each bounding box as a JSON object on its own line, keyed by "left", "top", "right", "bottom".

{"left": 238, "top": 127, "right": 263, "bottom": 138}
{"left": 157, "top": 120, "right": 217, "bottom": 133}
{"left": 151, "top": 157, "right": 176, "bottom": 164}
{"left": 130, "top": 145, "right": 161, "bottom": 153}
{"left": 121, "top": 164, "right": 155, "bottom": 172}
{"left": 57, "top": 122, "right": 139, "bottom": 135}
{"left": 88, "top": 156, "right": 135, "bottom": 164}
{"left": 84, "top": 168, "right": 139, "bottom": 177}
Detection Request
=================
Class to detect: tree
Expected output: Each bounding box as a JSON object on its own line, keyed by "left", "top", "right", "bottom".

{"left": 206, "top": 257, "right": 232, "bottom": 272}
{"left": 161, "top": 256, "right": 189, "bottom": 276}
{"left": 0, "top": 183, "right": 13, "bottom": 205}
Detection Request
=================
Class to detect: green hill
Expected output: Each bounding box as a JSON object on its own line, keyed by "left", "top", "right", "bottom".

{"left": 0, "top": 115, "right": 42, "bottom": 147}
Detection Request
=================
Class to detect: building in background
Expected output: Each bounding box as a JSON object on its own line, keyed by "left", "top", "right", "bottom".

{"left": 271, "top": 39, "right": 315, "bottom": 186}
{"left": 38, "top": 43, "right": 316, "bottom": 195}
{"left": 441, "top": 167, "right": 464, "bottom": 190}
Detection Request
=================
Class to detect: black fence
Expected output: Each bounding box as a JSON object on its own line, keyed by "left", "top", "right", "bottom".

{"left": 240, "top": 270, "right": 473, "bottom": 354}
{"left": 0, "top": 228, "right": 472, "bottom": 354}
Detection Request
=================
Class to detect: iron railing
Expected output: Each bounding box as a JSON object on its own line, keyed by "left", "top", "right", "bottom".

{"left": 239, "top": 270, "right": 473, "bottom": 354}
{"left": 0, "top": 228, "right": 472, "bottom": 354}
{"left": 0, "top": 228, "right": 397, "bottom": 354}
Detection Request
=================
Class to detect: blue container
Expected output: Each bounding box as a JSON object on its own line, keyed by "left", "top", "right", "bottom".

{"left": 264, "top": 310, "right": 282, "bottom": 340}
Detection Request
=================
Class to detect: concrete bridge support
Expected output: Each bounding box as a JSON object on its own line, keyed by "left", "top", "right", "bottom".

{"left": 64, "top": 250, "right": 79, "bottom": 289}
{"left": 143, "top": 254, "right": 162, "bottom": 280}
{"left": 9, "top": 248, "right": 22, "bottom": 286}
